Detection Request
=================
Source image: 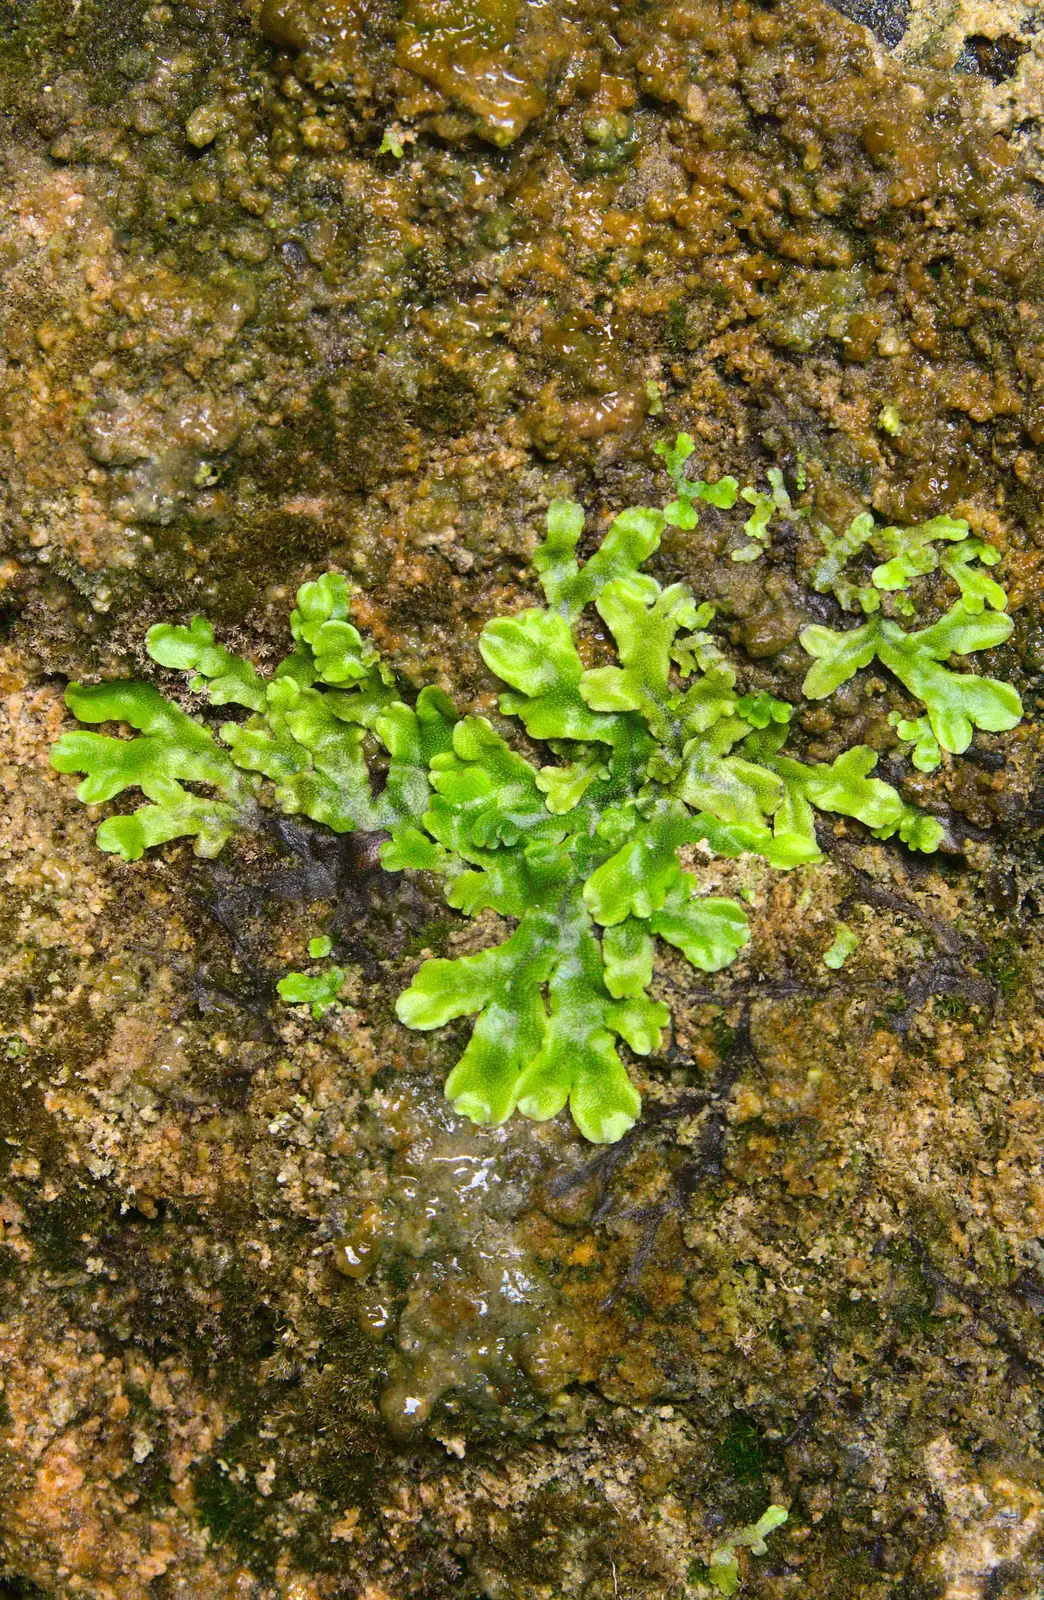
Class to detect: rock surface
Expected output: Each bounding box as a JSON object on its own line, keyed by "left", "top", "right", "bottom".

{"left": 1, "top": 0, "right": 1043, "bottom": 1596}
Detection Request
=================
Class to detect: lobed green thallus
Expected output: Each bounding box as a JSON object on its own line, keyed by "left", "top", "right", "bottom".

{"left": 51, "top": 436, "right": 1023, "bottom": 1142}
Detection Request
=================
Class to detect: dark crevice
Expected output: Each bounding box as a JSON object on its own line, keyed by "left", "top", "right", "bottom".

{"left": 909, "top": 1238, "right": 1044, "bottom": 1378}
{"left": 829, "top": 0, "right": 910, "bottom": 50}
{"left": 956, "top": 32, "right": 1030, "bottom": 84}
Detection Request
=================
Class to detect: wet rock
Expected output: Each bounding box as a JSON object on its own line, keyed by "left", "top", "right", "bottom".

{"left": 85, "top": 390, "right": 242, "bottom": 524}
{"left": 2, "top": 0, "right": 1044, "bottom": 1593}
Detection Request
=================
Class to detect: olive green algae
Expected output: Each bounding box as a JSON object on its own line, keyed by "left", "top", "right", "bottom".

{"left": 2, "top": 0, "right": 1044, "bottom": 1595}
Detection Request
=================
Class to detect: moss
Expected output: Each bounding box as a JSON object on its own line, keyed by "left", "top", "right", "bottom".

{"left": 17, "top": 1185, "right": 108, "bottom": 1280}
{"left": 0, "top": 1577, "right": 53, "bottom": 1599}
{"left": 0, "top": 1, "right": 64, "bottom": 77}
{"left": 979, "top": 932, "right": 1023, "bottom": 996}
{"left": 192, "top": 1444, "right": 274, "bottom": 1554}
{"left": 713, "top": 1414, "right": 785, "bottom": 1522}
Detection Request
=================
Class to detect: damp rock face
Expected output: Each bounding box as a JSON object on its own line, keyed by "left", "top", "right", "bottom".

{"left": 879, "top": 0, "right": 1044, "bottom": 183}
{"left": 2, "top": 0, "right": 1044, "bottom": 1596}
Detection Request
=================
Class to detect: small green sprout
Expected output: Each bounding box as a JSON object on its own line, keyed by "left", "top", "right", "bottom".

{"left": 645, "top": 379, "right": 665, "bottom": 416}
{"left": 734, "top": 692, "right": 792, "bottom": 730}
{"left": 733, "top": 468, "right": 792, "bottom": 562}
{"left": 811, "top": 509, "right": 1007, "bottom": 620}
{"left": 877, "top": 404, "right": 903, "bottom": 436}
{"left": 823, "top": 924, "right": 858, "bottom": 969}
{"left": 870, "top": 514, "right": 972, "bottom": 597}
{"left": 889, "top": 711, "right": 942, "bottom": 773}
{"left": 809, "top": 511, "right": 880, "bottom": 615}
{"left": 378, "top": 128, "right": 404, "bottom": 157}
{"left": 940, "top": 538, "right": 1007, "bottom": 613}
{"left": 50, "top": 433, "right": 1024, "bottom": 1144}
{"left": 707, "top": 1504, "right": 789, "bottom": 1596}
{"left": 277, "top": 965, "right": 348, "bottom": 1019}
{"left": 581, "top": 111, "right": 637, "bottom": 171}
{"left": 654, "top": 433, "right": 738, "bottom": 529}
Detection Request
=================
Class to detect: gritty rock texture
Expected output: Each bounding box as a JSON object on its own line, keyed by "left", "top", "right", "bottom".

{"left": 1, "top": 0, "right": 1044, "bottom": 1596}
{"left": 892, "top": 0, "right": 1044, "bottom": 185}
{"left": 838, "top": 0, "right": 1044, "bottom": 185}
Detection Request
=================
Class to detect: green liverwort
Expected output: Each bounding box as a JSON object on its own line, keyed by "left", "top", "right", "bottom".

{"left": 801, "top": 606, "right": 1021, "bottom": 756}
{"left": 706, "top": 1505, "right": 789, "bottom": 1596}
{"left": 277, "top": 965, "right": 348, "bottom": 1019}
{"left": 823, "top": 925, "right": 859, "bottom": 969}
{"left": 50, "top": 437, "right": 1024, "bottom": 1143}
